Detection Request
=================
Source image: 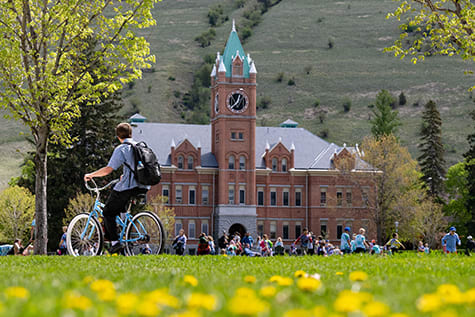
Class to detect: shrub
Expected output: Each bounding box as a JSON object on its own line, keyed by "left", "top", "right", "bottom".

{"left": 399, "top": 92, "right": 407, "bottom": 106}
{"left": 240, "top": 27, "right": 252, "bottom": 41}
{"left": 313, "top": 99, "right": 320, "bottom": 108}
{"left": 318, "top": 110, "right": 326, "bottom": 123}
{"left": 174, "top": 91, "right": 181, "bottom": 98}
{"left": 257, "top": 96, "right": 272, "bottom": 109}
{"left": 128, "top": 81, "right": 135, "bottom": 90}
{"left": 287, "top": 77, "right": 295, "bottom": 86}
{"left": 203, "top": 54, "right": 215, "bottom": 65}
{"left": 147, "top": 85, "right": 152, "bottom": 93}
{"left": 342, "top": 97, "right": 352, "bottom": 112}
{"left": 195, "top": 29, "right": 216, "bottom": 48}
{"left": 168, "top": 76, "right": 175, "bottom": 81}
{"left": 317, "top": 17, "right": 324, "bottom": 23}
{"left": 328, "top": 37, "right": 334, "bottom": 49}
{"left": 235, "top": 0, "right": 246, "bottom": 8}
{"left": 208, "top": 5, "right": 225, "bottom": 26}
{"left": 276, "top": 72, "right": 284, "bottom": 82}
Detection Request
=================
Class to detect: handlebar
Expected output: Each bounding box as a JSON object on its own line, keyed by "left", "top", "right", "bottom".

{"left": 85, "top": 179, "right": 119, "bottom": 193}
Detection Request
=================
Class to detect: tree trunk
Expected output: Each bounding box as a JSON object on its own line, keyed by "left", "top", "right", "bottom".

{"left": 33, "top": 126, "right": 49, "bottom": 255}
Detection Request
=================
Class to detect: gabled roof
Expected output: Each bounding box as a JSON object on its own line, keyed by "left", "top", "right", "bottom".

{"left": 132, "top": 123, "right": 372, "bottom": 171}
{"left": 222, "top": 24, "right": 251, "bottom": 78}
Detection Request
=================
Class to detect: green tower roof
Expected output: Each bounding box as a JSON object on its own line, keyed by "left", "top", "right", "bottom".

{"left": 221, "top": 21, "right": 251, "bottom": 78}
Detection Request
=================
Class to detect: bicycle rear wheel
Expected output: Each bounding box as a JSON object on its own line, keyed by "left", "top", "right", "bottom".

{"left": 125, "top": 211, "right": 165, "bottom": 255}
{"left": 66, "top": 213, "right": 103, "bottom": 256}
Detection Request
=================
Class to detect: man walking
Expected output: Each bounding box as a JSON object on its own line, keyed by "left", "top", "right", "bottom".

{"left": 441, "top": 227, "right": 461, "bottom": 254}
{"left": 84, "top": 123, "right": 149, "bottom": 254}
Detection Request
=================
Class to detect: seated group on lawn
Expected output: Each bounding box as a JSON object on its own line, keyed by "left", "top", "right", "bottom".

{"left": 174, "top": 226, "right": 473, "bottom": 257}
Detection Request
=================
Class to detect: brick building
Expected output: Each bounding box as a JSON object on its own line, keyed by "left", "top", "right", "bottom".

{"left": 131, "top": 23, "right": 376, "bottom": 247}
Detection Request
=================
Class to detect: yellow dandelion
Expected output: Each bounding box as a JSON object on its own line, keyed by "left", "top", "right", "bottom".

{"left": 294, "top": 270, "right": 306, "bottom": 278}
{"left": 184, "top": 275, "right": 198, "bottom": 287}
{"left": 297, "top": 277, "right": 322, "bottom": 292}
{"left": 284, "top": 309, "right": 311, "bottom": 317}
{"left": 244, "top": 275, "right": 257, "bottom": 284}
{"left": 417, "top": 293, "right": 442, "bottom": 312}
{"left": 465, "top": 288, "right": 475, "bottom": 305}
{"left": 228, "top": 297, "right": 269, "bottom": 315}
{"left": 269, "top": 275, "right": 293, "bottom": 286}
{"left": 116, "top": 293, "right": 139, "bottom": 315}
{"left": 146, "top": 289, "right": 180, "bottom": 308}
{"left": 333, "top": 290, "right": 373, "bottom": 313}
{"left": 363, "top": 301, "right": 390, "bottom": 317}
{"left": 259, "top": 286, "right": 277, "bottom": 298}
{"left": 90, "top": 279, "right": 116, "bottom": 301}
{"left": 5, "top": 286, "right": 29, "bottom": 299}
{"left": 437, "top": 284, "right": 464, "bottom": 304}
{"left": 349, "top": 271, "right": 368, "bottom": 282}
{"left": 187, "top": 293, "right": 218, "bottom": 311}
{"left": 62, "top": 291, "right": 92, "bottom": 311}
{"left": 269, "top": 275, "right": 283, "bottom": 283}
{"left": 136, "top": 300, "right": 161, "bottom": 317}
{"left": 235, "top": 287, "right": 256, "bottom": 298}
{"left": 335, "top": 272, "right": 344, "bottom": 276}
{"left": 312, "top": 305, "right": 327, "bottom": 317}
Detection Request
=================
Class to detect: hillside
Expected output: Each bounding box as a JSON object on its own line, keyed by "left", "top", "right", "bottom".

{"left": 1, "top": 0, "right": 474, "bottom": 187}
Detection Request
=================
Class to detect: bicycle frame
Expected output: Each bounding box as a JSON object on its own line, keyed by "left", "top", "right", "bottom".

{"left": 82, "top": 180, "right": 152, "bottom": 245}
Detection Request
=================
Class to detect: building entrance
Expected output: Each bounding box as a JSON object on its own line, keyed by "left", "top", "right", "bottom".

{"left": 228, "top": 223, "right": 246, "bottom": 239}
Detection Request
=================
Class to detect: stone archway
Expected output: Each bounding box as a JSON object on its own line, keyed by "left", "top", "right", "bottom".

{"left": 228, "top": 223, "right": 246, "bottom": 239}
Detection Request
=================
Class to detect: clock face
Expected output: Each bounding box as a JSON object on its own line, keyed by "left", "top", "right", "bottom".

{"left": 214, "top": 94, "right": 219, "bottom": 114}
{"left": 227, "top": 91, "right": 248, "bottom": 113}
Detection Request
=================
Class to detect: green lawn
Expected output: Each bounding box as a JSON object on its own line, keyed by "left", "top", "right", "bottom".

{"left": 0, "top": 254, "right": 473, "bottom": 316}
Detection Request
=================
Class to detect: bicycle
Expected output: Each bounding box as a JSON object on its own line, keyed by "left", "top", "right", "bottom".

{"left": 66, "top": 179, "right": 165, "bottom": 256}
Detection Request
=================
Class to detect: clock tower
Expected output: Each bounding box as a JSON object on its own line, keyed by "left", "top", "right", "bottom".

{"left": 210, "top": 21, "right": 258, "bottom": 237}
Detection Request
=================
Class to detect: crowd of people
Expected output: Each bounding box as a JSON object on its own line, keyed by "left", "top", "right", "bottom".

{"left": 172, "top": 226, "right": 475, "bottom": 257}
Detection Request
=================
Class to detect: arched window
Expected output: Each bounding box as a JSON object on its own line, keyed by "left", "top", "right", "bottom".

{"left": 177, "top": 156, "right": 184, "bottom": 169}
{"left": 282, "top": 158, "right": 287, "bottom": 172}
{"left": 187, "top": 156, "right": 194, "bottom": 169}
{"left": 272, "top": 158, "right": 277, "bottom": 172}
{"left": 229, "top": 156, "right": 235, "bottom": 169}
{"left": 239, "top": 156, "right": 246, "bottom": 170}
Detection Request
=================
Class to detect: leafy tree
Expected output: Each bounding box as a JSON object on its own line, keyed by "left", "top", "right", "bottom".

{"left": 464, "top": 110, "right": 475, "bottom": 234}
{"left": 0, "top": 186, "right": 35, "bottom": 243}
{"left": 444, "top": 161, "right": 471, "bottom": 237}
{"left": 418, "top": 100, "right": 445, "bottom": 200}
{"left": 360, "top": 135, "right": 421, "bottom": 243}
{"left": 0, "top": 1, "right": 157, "bottom": 254}
{"left": 63, "top": 192, "right": 95, "bottom": 226}
{"left": 386, "top": 0, "right": 475, "bottom": 72}
{"left": 146, "top": 195, "right": 175, "bottom": 244}
{"left": 370, "top": 90, "right": 401, "bottom": 138}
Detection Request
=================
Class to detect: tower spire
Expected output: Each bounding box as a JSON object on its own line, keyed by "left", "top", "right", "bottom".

{"left": 232, "top": 19, "right": 236, "bottom": 32}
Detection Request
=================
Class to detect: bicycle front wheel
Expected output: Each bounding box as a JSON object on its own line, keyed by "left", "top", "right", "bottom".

{"left": 66, "top": 213, "right": 104, "bottom": 256}
{"left": 125, "top": 211, "right": 165, "bottom": 255}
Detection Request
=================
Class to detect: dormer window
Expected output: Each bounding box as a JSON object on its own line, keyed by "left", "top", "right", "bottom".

{"left": 282, "top": 158, "right": 287, "bottom": 172}
{"left": 177, "top": 156, "right": 184, "bottom": 169}
{"left": 272, "top": 158, "right": 278, "bottom": 172}
{"left": 187, "top": 156, "right": 194, "bottom": 170}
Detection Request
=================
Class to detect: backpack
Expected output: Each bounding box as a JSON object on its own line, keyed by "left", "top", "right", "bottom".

{"left": 124, "top": 141, "right": 161, "bottom": 185}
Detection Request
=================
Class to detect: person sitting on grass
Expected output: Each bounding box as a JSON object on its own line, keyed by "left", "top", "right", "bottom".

{"left": 227, "top": 240, "right": 237, "bottom": 256}
{"left": 208, "top": 236, "right": 215, "bottom": 255}
{"left": 197, "top": 233, "right": 210, "bottom": 256}
{"left": 424, "top": 243, "right": 430, "bottom": 254}
{"left": 243, "top": 243, "right": 261, "bottom": 257}
{"left": 417, "top": 241, "right": 425, "bottom": 253}
{"left": 173, "top": 229, "right": 187, "bottom": 256}
{"left": 385, "top": 233, "right": 405, "bottom": 254}
{"left": 57, "top": 226, "right": 68, "bottom": 255}
{"left": 441, "top": 227, "right": 461, "bottom": 254}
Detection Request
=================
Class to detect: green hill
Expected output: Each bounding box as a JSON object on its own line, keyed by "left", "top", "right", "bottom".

{"left": 1, "top": 0, "right": 474, "bottom": 187}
